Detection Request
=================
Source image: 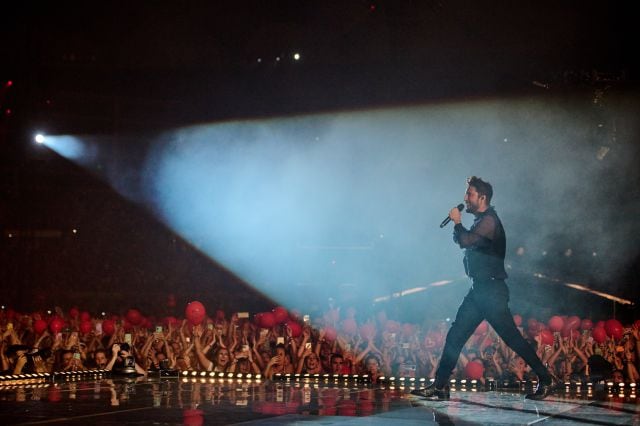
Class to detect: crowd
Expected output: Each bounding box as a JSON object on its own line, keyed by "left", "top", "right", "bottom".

{"left": 1, "top": 304, "right": 638, "bottom": 387}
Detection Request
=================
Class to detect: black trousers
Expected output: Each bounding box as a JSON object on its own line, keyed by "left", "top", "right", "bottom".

{"left": 434, "top": 279, "right": 551, "bottom": 387}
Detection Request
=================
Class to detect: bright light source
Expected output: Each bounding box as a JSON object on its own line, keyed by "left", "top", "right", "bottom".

{"left": 293, "top": 53, "right": 301, "bottom": 61}
{"left": 35, "top": 134, "right": 45, "bottom": 144}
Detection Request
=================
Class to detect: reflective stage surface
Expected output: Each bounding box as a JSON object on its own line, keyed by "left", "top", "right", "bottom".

{"left": 1, "top": 376, "right": 639, "bottom": 425}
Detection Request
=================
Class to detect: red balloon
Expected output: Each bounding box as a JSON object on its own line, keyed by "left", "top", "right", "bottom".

{"left": 581, "top": 319, "right": 593, "bottom": 330}
{"left": 402, "top": 323, "right": 414, "bottom": 336}
{"left": 474, "top": 321, "right": 488, "bottom": 335}
{"left": 259, "top": 312, "right": 276, "bottom": 328}
{"left": 126, "top": 309, "right": 143, "bottom": 326}
{"left": 566, "top": 316, "right": 581, "bottom": 331}
{"left": 272, "top": 306, "right": 288, "bottom": 324}
{"left": 604, "top": 319, "right": 624, "bottom": 340}
{"left": 323, "top": 326, "right": 338, "bottom": 341}
{"left": 359, "top": 323, "right": 376, "bottom": 340}
{"left": 540, "top": 329, "right": 554, "bottom": 345}
{"left": 285, "top": 320, "right": 302, "bottom": 337}
{"left": 49, "top": 317, "right": 64, "bottom": 334}
{"left": 464, "top": 360, "right": 484, "bottom": 380}
{"left": 33, "top": 319, "right": 48, "bottom": 334}
{"left": 80, "top": 311, "right": 91, "bottom": 322}
{"left": 122, "top": 321, "right": 134, "bottom": 332}
{"left": 69, "top": 307, "right": 80, "bottom": 319}
{"left": 592, "top": 327, "right": 607, "bottom": 344}
{"left": 289, "top": 309, "right": 301, "bottom": 321}
{"left": 253, "top": 313, "right": 264, "bottom": 326}
{"left": 513, "top": 314, "right": 522, "bottom": 327}
{"left": 341, "top": 318, "right": 357, "bottom": 335}
{"left": 185, "top": 301, "right": 206, "bottom": 326}
{"left": 79, "top": 320, "right": 92, "bottom": 334}
{"left": 561, "top": 324, "right": 577, "bottom": 338}
{"left": 385, "top": 320, "right": 401, "bottom": 334}
{"left": 595, "top": 320, "right": 605, "bottom": 329}
{"left": 326, "top": 309, "right": 340, "bottom": 324}
{"left": 164, "top": 316, "right": 179, "bottom": 327}
{"left": 548, "top": 316, "right": 564, "bottom": 332}
{"left": 102, "top": 319, "right": 116, "bottom": 336}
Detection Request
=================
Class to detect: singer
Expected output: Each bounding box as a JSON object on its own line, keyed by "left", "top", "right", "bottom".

{"left": 412, "top": 176, "right": 558, "bottom": 400}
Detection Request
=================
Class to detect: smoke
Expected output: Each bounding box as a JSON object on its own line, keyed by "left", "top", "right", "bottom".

{"left": 137, "top": 95, "right": 639, "bottom": 311}
{"left": 45, "top": 93, "right": 639, "bottom": 315}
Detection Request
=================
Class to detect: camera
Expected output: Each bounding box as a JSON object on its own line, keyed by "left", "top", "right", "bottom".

{"left": 124, "top": 356, "right": 135, "bottom": 368}
{"left": 29, "top": 348, "right": 52, "bottom": 360}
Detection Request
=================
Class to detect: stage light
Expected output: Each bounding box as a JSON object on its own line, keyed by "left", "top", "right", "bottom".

{"left": 35, "top": 134, "right": 45, "bottom": 144}
{"left": 293, "top": 52, "right": 301, "bottom": 61}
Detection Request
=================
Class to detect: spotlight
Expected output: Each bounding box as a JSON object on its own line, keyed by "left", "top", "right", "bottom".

{"left": 35, "top": 134, "right": 45, "bottom": 144}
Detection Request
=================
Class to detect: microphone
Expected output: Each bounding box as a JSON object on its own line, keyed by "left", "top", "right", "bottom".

{"left": 440, "top": 204, "right": 464, "bottom": 228}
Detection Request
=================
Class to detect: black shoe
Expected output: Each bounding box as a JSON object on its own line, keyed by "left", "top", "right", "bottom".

{"left": 525, "top": 377, "right": 561, "bottom": 400}
{"left": 410, "top": 383, "right": 450, "bottom": 400}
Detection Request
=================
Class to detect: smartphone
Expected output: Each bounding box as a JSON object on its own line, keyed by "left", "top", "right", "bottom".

{"left": 207, "top": 323, "right": 214, "bottom": 330}
{"left": 73, "top": 352, "right": 81, "bottom": 360}
{"left": 186, "top": 337, "right": 191, "bottom": 343}
{"left": 303, "top": 315, "right": 310, "bottom": 324}
{"left": 276, "top": 337, "right": 285, "bottom": 345}
{"left": 6, "top": 323, "right": 13, "bottom": 331}
{"left": 242, "top": 344, "right": 250, "bottom": 352}
{"left": 95, "top": 323, "right": 102, "bottom": 334}
{"left": 124, "top": 333, "right": 132, "bottom": 344}
{"left": 260, "top": 328, "right": 268, "bottom": 337}
{"left": 305, "top": 342, "right": 312, "bottom": 350}
{"left": 402, "top": 343, "right": 410, "bottom": 349}
{"left": 155, "top": 326, "right": 163, "bottom": 333}
{"left": 237, "top": 312, "right": 249, "bottom": 319}
{"left": 344, "top": 343, "right": 351, "bottom": 351}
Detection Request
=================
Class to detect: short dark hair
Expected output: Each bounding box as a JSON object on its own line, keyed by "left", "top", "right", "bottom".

{"left": 467, "top": 176, "right": 493, "bottom": 204}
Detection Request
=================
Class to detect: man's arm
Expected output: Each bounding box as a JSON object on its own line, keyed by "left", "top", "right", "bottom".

{"left": 453, "top": 215, "right": 496, "bottom": 249}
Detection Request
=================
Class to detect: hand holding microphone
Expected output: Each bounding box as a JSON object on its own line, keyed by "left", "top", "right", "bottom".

{"left": 440, "top": 203, "right": 464, "bottom": 228}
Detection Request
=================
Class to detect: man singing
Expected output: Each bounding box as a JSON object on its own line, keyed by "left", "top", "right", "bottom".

{"left": 412, "top": 176, "right": 558, "bottom": 400}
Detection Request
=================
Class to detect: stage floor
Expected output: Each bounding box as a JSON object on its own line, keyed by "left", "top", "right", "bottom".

{"left": 0, "top": 376, "right": 638, "bottom": 425}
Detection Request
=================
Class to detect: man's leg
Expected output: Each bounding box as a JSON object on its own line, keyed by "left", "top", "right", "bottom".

{"left": 479, "top": 283, "right": 552, "bottom": 383}
{"left": 433, "top": 290, "right": 484, "bottom": 387}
